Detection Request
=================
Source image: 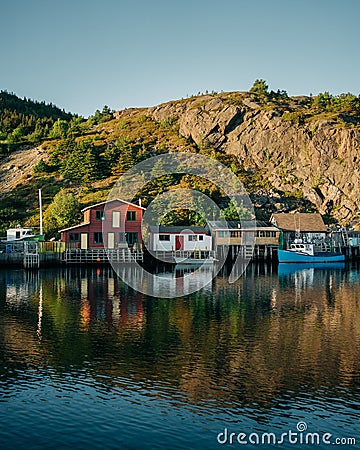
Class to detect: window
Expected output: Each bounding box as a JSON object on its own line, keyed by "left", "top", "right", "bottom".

{"left": 16, "top": 231, "right": 21, "bottom": 239}
{"left": 119, "top": 232, "right": 126, "bottom": 243}
{"left": 70, "top": 233, "right": 80, "bottom": 241}
{"left": 112, "top": 211, "right": 120, "bottom": 228}
{"left": 199, "top": 235, "right": 204, "bottom": 241}
{"left": 188, "top": 235, "right": 197, "bottom": 241}
{"left": 96, "top": 210, "right": 105, "bottom": 221}
{"left": 127, "top": 211, "right": 136, "bottom": 221}
{"left": 126, "top": 232, "right": 138, "bottom": 245}
{"left": 94, "top": 232, "right": 104, "bottom": 244}
{"left": 159, "top": 234, "right": 170, "bottom": 241}
{"left": 230, "top": 231, "right": 241, "bottom": 238}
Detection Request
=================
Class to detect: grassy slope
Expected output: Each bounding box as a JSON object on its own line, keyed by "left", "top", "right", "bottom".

{"left": 1, "top": 90, "right": 360, "bottom": 233}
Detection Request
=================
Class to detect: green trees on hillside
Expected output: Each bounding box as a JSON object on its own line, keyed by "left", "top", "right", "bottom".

{"left": 313, "top": 92, "right": 360, "bottom": 116}
{"left": 249, "top": 79, "right": 289, "bottom": 102}
{"left": 43, "top": 189, "right": 81, "bottom": 237}
{"left": 50, "top": 119, "right": 69, "bottom": 139}
{"left": 3, "top": 85, "right": 360, "bottom": 234}
{"left": 88, "top": 105, "right": 114, "bottom": 125}
{"left": 250, "top": 79, "right": 269, "bottom": 95}
{"left": 53, "top": 137, "right": 103, "bottom": 185}
{"left": 280, "top": 91, "right": 360, "bottom": 125}
{"left": 0, "top": 90, "right": 74, "bottom": 152}
{"left": 109, "top": 136, "right": 135, "bottom": 175}
{"left": 0, "top": 206, "right": 20, "bottom": 235}
{"left": 42, "top": 134, "right": 145, "bottom": 186}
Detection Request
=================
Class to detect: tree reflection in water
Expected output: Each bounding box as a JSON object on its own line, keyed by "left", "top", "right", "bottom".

{"left": 0, "top": 263, "right": 359, "bottom": 412}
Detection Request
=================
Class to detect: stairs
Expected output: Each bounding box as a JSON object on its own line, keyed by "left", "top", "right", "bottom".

{"left": 341, "top": 228, "right": 349, "bottom": 247}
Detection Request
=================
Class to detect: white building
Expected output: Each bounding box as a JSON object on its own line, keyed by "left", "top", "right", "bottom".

{"left": 6, "top": 227, "right": 36, "bottom": 241}
{"left": 148, "top": 226, "right": 212, "bottom": 252}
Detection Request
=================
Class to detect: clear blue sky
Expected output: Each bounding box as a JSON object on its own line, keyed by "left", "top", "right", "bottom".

{"left": 1, "top": 0, "right": 359, "bottom": 117}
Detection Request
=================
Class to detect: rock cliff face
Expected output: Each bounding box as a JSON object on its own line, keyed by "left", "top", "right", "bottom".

{"left": 148, "top": 94, "right": 360, "bottom": 224}
{"left": 0, "top": 146, "right": 44, "bottom": 195}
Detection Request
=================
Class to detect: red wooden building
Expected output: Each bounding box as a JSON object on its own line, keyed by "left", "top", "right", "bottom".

{"left": 59, "top": 199, "right": 145, "bottom": 249}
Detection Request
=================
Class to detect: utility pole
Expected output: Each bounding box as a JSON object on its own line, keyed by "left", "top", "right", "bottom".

{"left": 39, "top": 189, "right": 43, "bottom": 236}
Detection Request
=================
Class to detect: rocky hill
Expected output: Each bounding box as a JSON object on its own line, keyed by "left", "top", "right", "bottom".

{"left": 148, "top": 92, "right": 360, "bottom": 224}
{"left": 1, "top": 89, "right": 360, "bottom": 233}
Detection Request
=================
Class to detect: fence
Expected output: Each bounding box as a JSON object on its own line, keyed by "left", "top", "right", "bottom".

{"left": 63, "top": 248, "right": 143, "bottom": 263}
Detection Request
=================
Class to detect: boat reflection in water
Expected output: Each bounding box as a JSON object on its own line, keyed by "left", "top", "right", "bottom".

{"left": 277, "top": 261, "right": 346, "bottom": 296}
{"left": 278, "top": 261, "right": 346, "bottom": 277}
{"left": 273, "top": 261, "right": 349, "bottom": 312}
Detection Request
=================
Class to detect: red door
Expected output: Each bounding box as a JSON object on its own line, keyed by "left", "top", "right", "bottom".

{"left": 175, "top": 235, "right": 184, "bottom": 250}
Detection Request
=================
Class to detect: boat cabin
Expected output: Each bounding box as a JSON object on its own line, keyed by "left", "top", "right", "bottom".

{"left": 289, "top": 242, "right": 315, "bottom": 256}
{"left": 6, "top": 227, "right": 35, "bottom": 241}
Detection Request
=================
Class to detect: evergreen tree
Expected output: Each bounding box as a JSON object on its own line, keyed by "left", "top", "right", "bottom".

{"left": 314, "top": 92, "right": 332, "bottom": 110}
{"left": 59, "top": 138, "right": 102, "bottom": 185}
{"left": 250, "top": 79, "right": 269, "bottom": 95}
{"left": 81, "top": 145, "right": 100, "bottom": 185}
{"left": 112, "top": 138, "right": 135, "bottom": 175}
{"left": 28, "top": 123, "right": 44, "bottom": 145}
{"left": 150, "top": 159, "right": 176, "bottom": 190}
{"left": 0, "top": 90, "right": 73, "bottom": 150}
{"left": 68, "top": 116, "right": 84, "bottom": 135}
{"left": 50, "top": 119, "right": 69, "bottom": 139}
{"left": 60, "top": 149, "right": 84, "bottom": 182}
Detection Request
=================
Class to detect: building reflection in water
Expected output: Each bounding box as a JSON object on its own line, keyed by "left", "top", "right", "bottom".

{"left": 74, "top": 266, "right": 145, "bottom": 330}
{"left": 0, "top": 262, "right": 359, "bottom": 410}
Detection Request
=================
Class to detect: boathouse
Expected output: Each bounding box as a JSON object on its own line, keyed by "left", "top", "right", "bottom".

{"left": 60, "top": 199, "right": 145, "bottom": 250}
{"left": 146, "top": 226, "right": 215, "bottom": 263}
{"left": 270, "top": 213, "right": 327, "bottom": 248}
{"left": 148, "top": 226, "right": 212, "bottom": 252}
{"left": 208, "top": 221, "right": 280, "bottom": 260}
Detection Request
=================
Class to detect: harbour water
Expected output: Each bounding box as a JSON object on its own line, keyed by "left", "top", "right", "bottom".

{"left": 0, "top": 263, "right": 359, "bottom": 449}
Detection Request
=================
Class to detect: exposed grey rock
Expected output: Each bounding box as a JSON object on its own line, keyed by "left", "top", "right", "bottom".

{"left": 147, "top": 96, "right": 360, "bottom": 224}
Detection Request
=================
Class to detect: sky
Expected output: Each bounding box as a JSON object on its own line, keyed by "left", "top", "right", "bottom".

{"left": 1, "top": 0, "right": 359, "bottom": 117}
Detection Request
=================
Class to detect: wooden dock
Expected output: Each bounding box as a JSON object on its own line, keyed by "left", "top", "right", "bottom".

{"left": 63, "top": 248, "right": 143, "bottom": 264}
{"left": 0, "top": 241, "right": 143, "bottom": 268}
{"left": 1, "top": 232, "right": 360, "bottom": 270}
{"left": 150, "top": 249, "right": 216, "bottom": 264}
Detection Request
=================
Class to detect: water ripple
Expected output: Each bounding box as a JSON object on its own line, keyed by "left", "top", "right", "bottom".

{"left": 0, "top": 266, "right": 360, "bottom": 448}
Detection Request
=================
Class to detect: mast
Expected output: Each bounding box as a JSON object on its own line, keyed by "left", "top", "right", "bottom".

{"left": 39, "top": 189, "right": 43, "bottom": 236}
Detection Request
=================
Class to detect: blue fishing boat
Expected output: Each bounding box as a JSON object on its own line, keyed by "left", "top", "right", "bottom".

{"left": 278, "top": 241, "right": 345, "bottom": 263}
